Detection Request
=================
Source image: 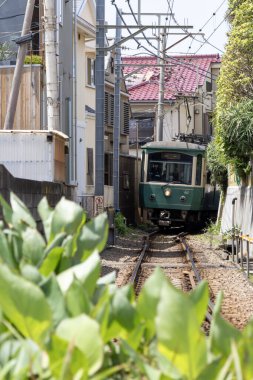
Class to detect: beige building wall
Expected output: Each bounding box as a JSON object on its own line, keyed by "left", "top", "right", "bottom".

{"left": 76, "top": 0, "right": 96, "bottom": 203}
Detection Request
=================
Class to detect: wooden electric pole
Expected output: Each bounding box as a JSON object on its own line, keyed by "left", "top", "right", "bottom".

{"left": 4, "top": 0, "right": 35, "bottom": 130}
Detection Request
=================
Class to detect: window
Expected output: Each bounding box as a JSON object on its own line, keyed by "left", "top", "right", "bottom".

{"left": 195, "top": 154, "right": 202, "bottom": 186}
{"left": 110, "top": 94, "right": 114, "bottom": 126}
{"left": 147, "top": 152, "right": 193, "bottom": 185}
{"left": 87, "top": 57, "right": 95, "bottom": 87}
{"left": 104, "top": 93, "right": 114, "bottom": 127}
{"left": 104, "top": 92, "right": 109, "bottom": 125}
{"left": 206, "top": 81, "right": 212, "bottom": 93}
{"left": 121, "top": 102, "right": 130, "bottom": 135}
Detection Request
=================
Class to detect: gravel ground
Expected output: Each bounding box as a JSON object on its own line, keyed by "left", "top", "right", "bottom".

{"left": 187, "top": 234, "right": 253, "bottom": 330}
{"left": 101, "top": 229, "right": 146, "bottom": 285}
{"left": 101, "top": 229, "right": 253, "bottom": 330}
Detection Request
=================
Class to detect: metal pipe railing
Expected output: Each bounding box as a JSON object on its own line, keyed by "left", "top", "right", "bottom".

{"left": 230, "top": 232, "right": 252, "bottom": 278}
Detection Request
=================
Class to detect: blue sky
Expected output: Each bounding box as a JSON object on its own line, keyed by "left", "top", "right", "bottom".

{"left": 105, "top": 0, "right": 228, "bottom": 56}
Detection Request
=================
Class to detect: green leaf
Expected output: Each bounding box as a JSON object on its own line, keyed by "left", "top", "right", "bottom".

{"left": 44, "top": 232, "right": 67, "bottom": 257}
{"left": 156, "top": 280, "right": 208, "bottom": 379}
{"left": 56, "top": 314, "right": 103, "bottom": 376}
{"left": 189, "top": 280, "right": 209, "bottom": 326}
{"left": 97, "top": 271, "right": 116, "bottom": 285}
{"left": 51, "top": 197, "right": 85, "bottom": 236}
{"left": 112, "top": 286, "right": 137, "bottom": 331}
{"left": 196, "top": 359, "right": 224, "bottom": 380}
{"left": 0, "top": 195, "right": 13, "bottom": 225}
{"left": 10, "top": 193, "right": 36, "bottom": 229}
{"left": 12, "top": 339, "right": 41, "bottom": 378}
{"left": 40, "top": 274, "right": 68, "bottom": 327}
{"left": 143, "top": 364, "right": 162, "bottom": 380}
{"left": 209, "top": 292, "right": 241, "bottom": 356}
{"left": 0, "top": 338, "right": 21, "bottom": 366}
{"left": 65, "top": 278, "right": 91, "bottom": 316}
{"left": 91, "top": 364, "right": 127, "bottom": 380}
{"left": 21, "top": 227, "right": 46, "bottom": 266}
{"left": 0, "top": 265, "right": 52, "bottom": 344}
{"left": 38, "top": 197, "right": 54, "bottom": 242}
{"left": 0, "top": 230, "right": 17, "bottom": 269}
{"left": 39, "top": 247, "right": 64, "bottom": 276}
{"left": 239, "top": 319, "right": 253, "bottom": 379}
{"left": 137, "top": 267, "right": 167, "bottom": 337}
{"left": 57, "top": 252, "right": 101, "bottom": 295}
{"left": 76, "top": 213, "right": 108, "bottom": 261}
{"left": 48, "top": 335, "right": 88, "bottom": 380}
{"left": 21, "top": 264, "right": 43, "bottom": 284}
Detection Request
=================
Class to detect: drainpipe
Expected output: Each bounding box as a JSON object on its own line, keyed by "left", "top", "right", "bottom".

{"left": 232, "top": 197, "right": 237, "bottom": 231}
{"left": 231, "top": 197, "right": 237, "bottom": 262}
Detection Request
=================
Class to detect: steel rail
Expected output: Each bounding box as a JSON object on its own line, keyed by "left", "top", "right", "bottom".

{"left": 129, "top": 230, "right": 157, "bottom": 286}
{"left": 179, "top": 234, "right": 214, "bottom": 323}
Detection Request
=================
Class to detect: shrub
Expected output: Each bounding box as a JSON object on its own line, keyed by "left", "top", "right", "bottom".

{"left": 114, "top": 211, "right": 129, "bottom": 235}
{"left": 0, "top": 193, "right": 252, "bottom": 379}
{"left": 24, "top": 54, "right": 43, "bottom": 65}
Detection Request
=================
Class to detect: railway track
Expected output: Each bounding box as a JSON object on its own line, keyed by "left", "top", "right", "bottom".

{"left": 102, "top": 230, "right": 253, "bottom": 331}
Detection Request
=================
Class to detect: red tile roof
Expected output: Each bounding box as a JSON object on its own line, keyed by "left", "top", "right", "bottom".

{"left": 122, "top": 54, "right": 221, "bottom": 102}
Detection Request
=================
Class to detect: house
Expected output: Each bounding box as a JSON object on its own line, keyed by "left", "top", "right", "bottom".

{"left": 0, "top": 0, "right": 137, "bottom": 222}
{"left": 0, "top": 0, "right": 75, "bottom": 213}
{"left": 122, "top": 54, "right": 221, "bottom": 149}
{"left": 103, "top": 52, "right": 139, "bottom": 223}
{"left": 75, "top": 0, "right": 96, "bottom": 215}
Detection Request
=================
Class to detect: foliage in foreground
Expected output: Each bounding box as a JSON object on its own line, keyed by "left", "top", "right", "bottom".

{"left": 0, "top": 194, "right": 253, "bottom": 379}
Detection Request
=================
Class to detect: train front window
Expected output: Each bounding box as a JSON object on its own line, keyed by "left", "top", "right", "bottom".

{"left": 147, "top": 152, "right": 193, "bottom": 184}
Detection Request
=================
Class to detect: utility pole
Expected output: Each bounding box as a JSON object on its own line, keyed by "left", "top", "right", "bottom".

{"left": 138, "top": 0, "right": 141, "bottom": 25}
{"left": 43, "top": 0, "right": 60, "bottom": 131}
{"left": 113, "top": 10, "right": 121, "bottom": 211}
{"left": 95, "top": 0, "right": 105, "bottom": 197}
{"left": 4, "top": 0, "right": 35, "bottom": 130}
{"left": 156, "top": 27, "right": 166, "bottom": 141}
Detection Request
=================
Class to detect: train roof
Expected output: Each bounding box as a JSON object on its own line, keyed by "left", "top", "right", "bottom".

{"left": 141, "top": 140, "right": 206, "bottom": 152}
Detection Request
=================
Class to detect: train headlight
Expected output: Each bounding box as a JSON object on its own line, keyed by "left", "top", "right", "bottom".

{"left": 163, "top": 187, "right": 172, "bottom": 197}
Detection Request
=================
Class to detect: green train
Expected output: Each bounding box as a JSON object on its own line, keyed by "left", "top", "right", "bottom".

{"left": 139, "top": 140, "right": 219, "bottom": 229}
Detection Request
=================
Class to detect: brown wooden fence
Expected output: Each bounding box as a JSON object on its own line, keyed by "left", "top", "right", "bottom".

{"left": 0, "top": 65, "right": 42, "bottom": 130}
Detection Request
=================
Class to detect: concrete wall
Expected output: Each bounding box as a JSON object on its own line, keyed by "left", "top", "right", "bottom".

{"left": 0, "top": 164, "right": 73, "bottom": 228}
{"left": 221, "top": 186, "right": 253, "bottom": 236}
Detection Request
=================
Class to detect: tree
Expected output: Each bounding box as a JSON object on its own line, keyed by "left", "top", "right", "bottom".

{"left": 214, "top": 0, "right": 253, "bottom": 179}
{"left": 0, "top": 41, "right": 15, "bottom": 62}
{"left": 216, "top": 0, "right": 253, "bottom": 112}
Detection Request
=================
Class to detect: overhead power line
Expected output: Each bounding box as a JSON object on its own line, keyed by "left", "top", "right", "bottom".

{"left": 0, "top": 0, "right": 8, "bottom": 9}
{"left": 166, "top": 0, "right": 226, "bottom": 54}
{"left": 194, "top": 10, "right": 231, "bottom": 54}
{"left": 0, "top": 13, "right": 25, "bottom": 20}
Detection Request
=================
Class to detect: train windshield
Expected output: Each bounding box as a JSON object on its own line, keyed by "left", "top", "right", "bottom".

{"left": 147, "top": 152, "right": 193, "bottom": 185}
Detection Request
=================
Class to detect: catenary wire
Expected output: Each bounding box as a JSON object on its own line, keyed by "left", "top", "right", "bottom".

{"left": 112, "top": 1, "right": 218, "bottom": 83}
